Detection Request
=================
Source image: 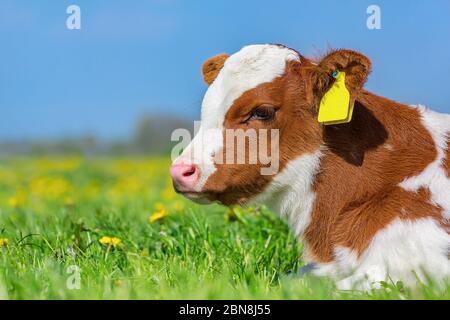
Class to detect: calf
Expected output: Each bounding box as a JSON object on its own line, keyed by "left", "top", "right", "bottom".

{"left": 170, "top": 44, "right": 450, "bottom": 290}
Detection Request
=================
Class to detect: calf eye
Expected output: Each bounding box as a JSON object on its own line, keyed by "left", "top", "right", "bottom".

{"left": 248, "top": 106, "right": 276, "bottom": 122}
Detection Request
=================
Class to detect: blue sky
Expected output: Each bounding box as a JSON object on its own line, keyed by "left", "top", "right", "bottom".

{"left": 1, "top": 0, "right": 449, "bottom": 140}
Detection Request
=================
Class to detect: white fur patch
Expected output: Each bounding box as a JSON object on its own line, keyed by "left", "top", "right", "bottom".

{"left": 174, "top": 44, "right": 300, "bottom": 191}
{"left": 310, "top": 218, "right": 450, "bottom": 290}
{"left": 335, "top": 218, "right": 450, "bottom": 290}
{"left": 249, "top": 149, "right": 323, "bottom": 237}
{"left": 310, "top": 246, "right": 359, "bottom": 279}
{"left": 399, "top": 105, "right": 450, "bottom": 219}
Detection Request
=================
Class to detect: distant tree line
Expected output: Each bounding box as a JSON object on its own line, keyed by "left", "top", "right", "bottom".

{"left": 0, "top": 114, "right": 193, "bottom": 156}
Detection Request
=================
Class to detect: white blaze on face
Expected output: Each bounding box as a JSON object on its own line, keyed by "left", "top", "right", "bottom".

{"left": 173, "top": 44, "right": 300, "bottom": 191}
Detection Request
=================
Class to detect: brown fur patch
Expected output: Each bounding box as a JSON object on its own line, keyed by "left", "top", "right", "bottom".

{"left": 304, "top": 92, "right": 439, "bottom": 262}
{"left": 202, "top": 54, "right": 229, "bottom": 85}
{"left": 323, "top": 187, "right": 440, "bottom": 256}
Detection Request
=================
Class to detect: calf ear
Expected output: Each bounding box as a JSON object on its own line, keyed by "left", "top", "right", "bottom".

{"left": 314, "top": 49, "right": 371, "bottom": 101}
{"left": 202, "top": 54, "right": 229, "bottom": 85}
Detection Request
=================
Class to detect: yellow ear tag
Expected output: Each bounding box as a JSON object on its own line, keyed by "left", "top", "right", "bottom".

{"left": 318, "top": 71, "right": 354, "bottom": 125}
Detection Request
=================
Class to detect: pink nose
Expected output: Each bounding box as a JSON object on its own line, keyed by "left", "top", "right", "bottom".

{"left": 170, "top": 163, "right": 200, "bottom": 192}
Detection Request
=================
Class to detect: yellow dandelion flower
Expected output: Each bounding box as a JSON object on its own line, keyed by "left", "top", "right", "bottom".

{"left": 99, "top": 236, "right": 112, "bottom": 245}
{"left": 99, "top": 236, "right": 122, "bottom": 248}
{"left": 0, "top": 238, "right": 9, "bottom": 247}
{"left": 110, "top": 237, "right": 122, "bottom": 248}
{"left": 148, "top": 208, "right": 168, "bottom": 223}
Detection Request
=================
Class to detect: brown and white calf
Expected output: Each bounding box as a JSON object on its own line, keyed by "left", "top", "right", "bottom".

{"left": 170, "top": 44, "right": 450, "bottom": 290}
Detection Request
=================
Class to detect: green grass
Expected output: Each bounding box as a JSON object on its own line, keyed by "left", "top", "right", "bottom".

{"left": 0, "top": 157, "right": 448, "bottom": 299}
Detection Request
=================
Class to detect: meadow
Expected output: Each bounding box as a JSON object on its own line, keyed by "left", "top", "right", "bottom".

{"left": 0, "top": 157, "right": 448, "bottom": 299}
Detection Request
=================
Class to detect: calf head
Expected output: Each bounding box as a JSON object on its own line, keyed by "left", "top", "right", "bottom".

{"left": 170, "top": 44, "right": 371, "bottom": 206}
